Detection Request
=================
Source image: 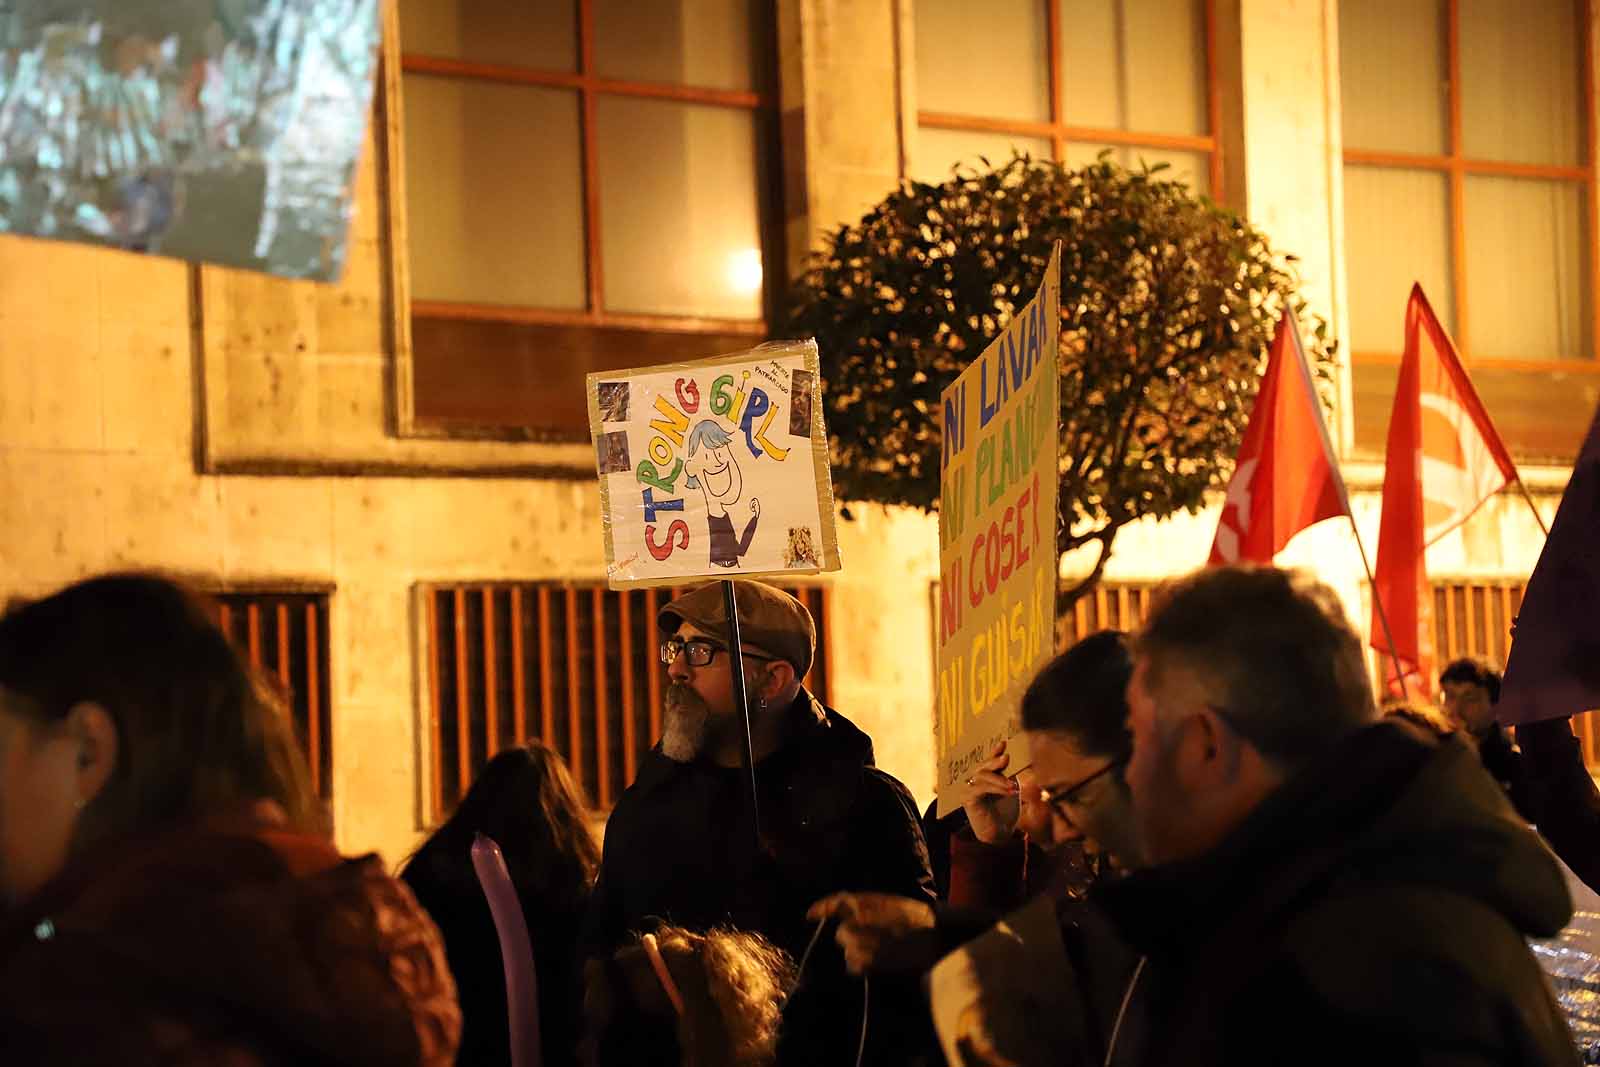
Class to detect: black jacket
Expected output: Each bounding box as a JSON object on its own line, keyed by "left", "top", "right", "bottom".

{"left": 582, "top": 690, "right": 937, "bottom": 1065}
{"left": 1095, "top": 720, "right": 1578, "bottom": 1067}
{"left": 401, "top": 852, "right": 586, "bottom": 1067}
{"left": 1515, "top": 716, "right": 1600, "bottom": 896}
{"left": 1478, "top": 723, "right": 1538, "bottom": 820}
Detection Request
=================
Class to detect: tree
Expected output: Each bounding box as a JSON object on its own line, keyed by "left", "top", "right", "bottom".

{"left": 785, "top": 153, "right": 1337, "bottom": 611}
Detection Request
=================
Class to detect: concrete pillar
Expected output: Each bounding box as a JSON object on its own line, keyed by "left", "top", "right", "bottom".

{"left": 778, "top": 0, "right": 910, "bottom": 278}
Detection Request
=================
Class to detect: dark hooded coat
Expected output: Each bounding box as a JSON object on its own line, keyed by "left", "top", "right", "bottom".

{"left": 1095, "top": 719, "right": 1579, "bottom": 1067}
{"left": 582, "top": 690, "right": 937, "bottom": 1066}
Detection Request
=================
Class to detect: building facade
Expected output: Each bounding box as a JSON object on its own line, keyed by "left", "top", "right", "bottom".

{"left": 0, "top": 0, "right": 1588, "bottom": 864}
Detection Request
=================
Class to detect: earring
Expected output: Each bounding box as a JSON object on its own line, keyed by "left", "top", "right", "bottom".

{"left": 74, "top": 798, "right": 87, "bottom": 811}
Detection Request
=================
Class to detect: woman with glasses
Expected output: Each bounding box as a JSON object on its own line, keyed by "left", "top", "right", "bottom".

{"left": 927, "top": 630, "right": 1146, "bottom": 1067}
{"left": 815, "top": 631, "right": 1147, "bottom": 1066}
{"left": 958, "top": 629, "right": 1146, "bottom": 896}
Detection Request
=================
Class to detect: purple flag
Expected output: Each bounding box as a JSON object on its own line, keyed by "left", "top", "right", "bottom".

{"left": 1498, "top": 401, "right": 1600, "bottom": 726}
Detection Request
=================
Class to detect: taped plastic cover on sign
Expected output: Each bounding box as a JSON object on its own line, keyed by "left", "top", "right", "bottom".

{"left": 0, "top": 0, "right": 379, "bottom": 280}
{"left": 586, "top": 339, "right": 842, "bottom": 590}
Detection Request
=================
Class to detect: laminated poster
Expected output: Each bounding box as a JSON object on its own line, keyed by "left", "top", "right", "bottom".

{"left": 935, "top": 245, "right": 1061, "bottom": 817}
{"left": 586, "top": 341, "right": 841, "bottom": 589}
{"left": 0, "top": 0, "right": 379, "bottom": 281}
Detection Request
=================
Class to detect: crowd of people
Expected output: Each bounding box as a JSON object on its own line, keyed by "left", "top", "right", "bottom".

{"left": 0, "top": 567, "right": 1595, "bottom": 1065}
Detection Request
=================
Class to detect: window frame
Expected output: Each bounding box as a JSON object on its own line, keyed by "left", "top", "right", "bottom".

{"left": 389, "top": 0, "right": 781, "bottom": 443}
{"left": 915, "top": 0, "right": 1225, "bottom": 199}
{"left": 1341, "top": 0, "right": 1600, "bottom": 373}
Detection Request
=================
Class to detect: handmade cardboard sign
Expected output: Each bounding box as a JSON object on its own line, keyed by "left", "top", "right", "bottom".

{"left": 0, "top": 1, "right": 379, "bottom": 280}
{"left": 935, "top": 246, "right": 1061, "bottom": 816}
{"left": 587, "top": 341, "right": 841, "bottom": 588}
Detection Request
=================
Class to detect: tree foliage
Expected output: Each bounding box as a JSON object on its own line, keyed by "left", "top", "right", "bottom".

{"left": 785, "top": 153, "right": 1337, "bottom": 607}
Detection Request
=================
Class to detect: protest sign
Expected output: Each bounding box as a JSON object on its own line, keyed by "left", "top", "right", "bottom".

{"left": 0, "top": 1, "right": 378, "bottom": 280}
{"left": 935, "top": 246, "right": 1061, "bottom": 816}
{"left": 586, "top": 341, "right": 841, "bottom": 588}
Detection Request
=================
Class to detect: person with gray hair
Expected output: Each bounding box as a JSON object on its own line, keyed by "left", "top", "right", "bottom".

{"left": 1095, "top": 564, "right": 1578, "bottom": 1066}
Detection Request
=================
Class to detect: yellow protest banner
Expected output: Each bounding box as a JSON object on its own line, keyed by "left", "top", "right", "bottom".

{"left": 934, "top": 246, "right": 1061, "bottom": 816}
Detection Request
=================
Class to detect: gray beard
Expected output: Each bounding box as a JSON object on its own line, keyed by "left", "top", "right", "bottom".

{"left": 661, "top": 684, "right": 711, "bottom": 762}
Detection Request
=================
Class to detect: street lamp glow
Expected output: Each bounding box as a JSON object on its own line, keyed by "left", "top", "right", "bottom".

{"left": 728, "top": 248, "right": 764, "bottom": 295}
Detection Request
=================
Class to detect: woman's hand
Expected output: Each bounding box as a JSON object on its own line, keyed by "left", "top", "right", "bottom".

{"left": 1014, "top": 770, "right": 1057, "bottom": 846}
{"left": 963, "top": 741, "right": 1021, "bottom": 844}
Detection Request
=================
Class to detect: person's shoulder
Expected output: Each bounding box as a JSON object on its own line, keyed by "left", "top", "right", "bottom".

{"left": 613, "top": 747, "right": 685, "bottom": 805}
{"left": 851, "top": 766, "right": 930, "bottom": 837}
{"left": 1272, "top": 883, "right": 1551, "bottom": 1025}
{"left": 860, "top": 765, "right": 921, "bottom": 808}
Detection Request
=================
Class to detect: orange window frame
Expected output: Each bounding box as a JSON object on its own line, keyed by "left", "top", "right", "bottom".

{"left": 1343, "top": 0, "right": 1600, "bottom": 372}
{"left": 916, "top": 0, "right": 1225, "bottom": 199}
{"left": 398, "top": 0, "right": 776, "bottom": 342}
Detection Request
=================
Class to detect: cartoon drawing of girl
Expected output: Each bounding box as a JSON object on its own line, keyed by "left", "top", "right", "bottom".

{"left": 683, "top": 421, "right": 760, "bottom": 568}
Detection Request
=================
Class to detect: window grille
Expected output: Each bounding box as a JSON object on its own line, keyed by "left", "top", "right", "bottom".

{"left": 938, "top": 575, "right": 1600, "bottom": 767}
{"left": 425, "top": 581, "right": 832, "bottom": 820}
{"left": 929, "top": 579, "right": 1165, "bottom": 684}
{"left": 1427, "top": 579, "right": 1600, "bottom": 765}
{"left": 1057, "top": 582, "right": 1162, "bottom": 646}
{"left": 211, "top": 591, "right": 334, "bottom": 800}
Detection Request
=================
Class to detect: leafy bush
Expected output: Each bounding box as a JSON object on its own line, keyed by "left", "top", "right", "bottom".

{"left": 786, "top": 152, "right": 1335, "bottom": 607}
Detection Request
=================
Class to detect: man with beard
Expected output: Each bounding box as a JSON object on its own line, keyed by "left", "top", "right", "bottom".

{"left": 1098, "top": 565, "right": 1577, "bottom": 1066}
{"left": 581, "top": 579, "right": 936, "bottom": 1065}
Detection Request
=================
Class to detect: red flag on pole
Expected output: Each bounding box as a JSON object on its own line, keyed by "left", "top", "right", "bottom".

{"left": 1209, "top": 314, "right": 1348, "bottom": 564}
{"left": 1495, "top": 399, "right": 1600, "bottom": 726}
{"left": 1371, "top": 285, "right": 1519, "bottom": 696}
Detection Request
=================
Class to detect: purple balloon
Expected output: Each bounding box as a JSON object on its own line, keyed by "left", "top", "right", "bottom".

{"left": 472, "top": 832, "right": 542, "bottom": 1067}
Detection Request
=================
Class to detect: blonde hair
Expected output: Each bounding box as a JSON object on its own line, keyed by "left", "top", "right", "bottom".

{"left": 677, "top": 927, "right": 794, "bottom": 1065}
{"left": 589, "top": 925, "right": 795, "bottom": 1067}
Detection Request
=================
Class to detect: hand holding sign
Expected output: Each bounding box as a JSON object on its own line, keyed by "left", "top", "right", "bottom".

{"left": 963, "top": 741, "right": 1021, "bottom": 845}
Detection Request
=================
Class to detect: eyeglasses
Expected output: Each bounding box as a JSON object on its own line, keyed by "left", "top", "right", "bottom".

{"left": 659, "top": 637, "right": 778, "bottom": 668}
{"left": 1037, "top": 755, "right": 1129, "bottom": 821}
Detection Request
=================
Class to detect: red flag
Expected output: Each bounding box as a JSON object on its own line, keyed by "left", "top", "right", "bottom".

{"left": 1496, "top": 399, "right": 1600, "bottom": 726}
{"left": 1371, "top": 285, "right": 1519, "bottom": 695}
{"left": 1209, "top": 315, "right": 1348, "bottom": 564}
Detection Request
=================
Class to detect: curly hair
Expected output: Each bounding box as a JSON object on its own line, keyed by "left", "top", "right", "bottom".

{"left": 678, "top": 927, "right": 795, "bottom": 1065}
{"left": 586, "top": 925, "right": 796, "bottom": 1067}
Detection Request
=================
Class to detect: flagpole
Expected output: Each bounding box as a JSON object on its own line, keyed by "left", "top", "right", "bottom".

{"left": 1345, "top": 511, "right": 1412, "bottom": 702}
{"left": 1282, "top": 315, "right": 1414, "bottom": 701}
{"left": 1511, "top": 476, "right": 1552, "bottom": 538}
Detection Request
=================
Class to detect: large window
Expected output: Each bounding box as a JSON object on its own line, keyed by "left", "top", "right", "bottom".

{"left": 1341, "top": 0, "right": 1600, "bottom": 460}
{"left": 913, "top": 0, "right": 1220, "bottom": 197}
{"left": 425, "top": 581, "right": 833, "bottom": 818}
{"left": 397, "top": 1, "right": 776, "bottom": 441}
